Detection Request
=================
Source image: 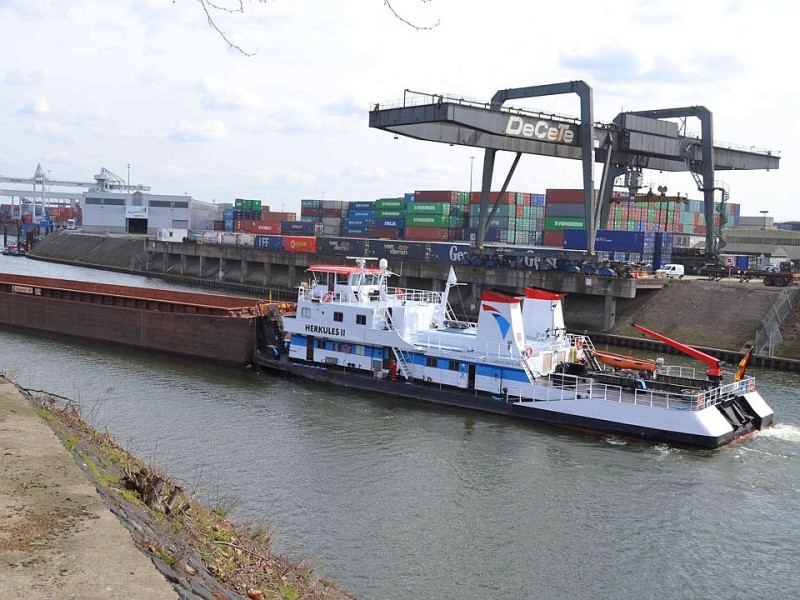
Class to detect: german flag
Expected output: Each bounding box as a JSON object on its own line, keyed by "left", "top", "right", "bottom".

{"left": 734, "top": 348, "right": 753, "bottom": 382}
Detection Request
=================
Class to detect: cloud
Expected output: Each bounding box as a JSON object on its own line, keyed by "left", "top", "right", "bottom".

{"left": 322, "top": 96, "right": 364, "bottom": 120}
{"left": 1, "top": 67, "right": 44, "bottom": 85}
{"left": 33, "top": 121, "right": 71, "bottom": 136}
{"left": 198, "top": 77, "right": 263, "bottom": 110}
{"left": 170, "top": 120, "right": 229, "bottom": 142}
{"left": 20, "top": 96, "right": 50, "bottom": 115}
{"left": 561, "top": 47, "right": 745, "bottom": 86}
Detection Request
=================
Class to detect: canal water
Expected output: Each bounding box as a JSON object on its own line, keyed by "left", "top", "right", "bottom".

{"left": 2, "top": 255, "right": 799, "bottom": 600}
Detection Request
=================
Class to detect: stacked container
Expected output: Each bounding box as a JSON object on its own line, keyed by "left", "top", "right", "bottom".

{"left": 342, "top": 201, "right": 376, "bottom": 238}
{"left": 405, "top": 190, "right": 466, "bottom": 242}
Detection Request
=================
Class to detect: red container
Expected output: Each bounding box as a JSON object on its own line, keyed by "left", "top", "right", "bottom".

{"left": 546, "top": 189, "right": 601, "bottom": 204}
{"left": 469, "top": 191, "right": 516, "bottom": 205}
{"left": 236, "top": 220, "right": 282, "bottom": 234}
{"left": 414, "top": 190, "right": 459, "bottom": 203}
{"left": 542, "top": 230, "right": 565, "bottom": 247}
{"left": 367, "top": 227, "right": 403, "bottom": 238}
{"left": 283, "top": 235, "right": 317, "bottom": 253}
{"left": 404, "top": 226, "right": 454, "bottom": 241}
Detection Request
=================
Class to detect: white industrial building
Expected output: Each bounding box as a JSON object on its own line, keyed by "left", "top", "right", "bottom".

{"left": 82, "top": 190, "right": 217, "bottom": 235}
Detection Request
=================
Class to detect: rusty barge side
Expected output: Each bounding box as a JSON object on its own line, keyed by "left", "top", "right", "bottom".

{"left": 0, "top": 274, "right": 268, "bottom": 364}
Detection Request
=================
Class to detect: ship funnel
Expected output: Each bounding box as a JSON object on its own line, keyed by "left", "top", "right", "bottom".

{"left": 475, "top": 290, "right": 525, "bottom": 355}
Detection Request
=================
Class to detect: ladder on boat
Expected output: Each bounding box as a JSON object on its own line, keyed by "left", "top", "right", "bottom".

{"left": 383, "top": 307, "right": 414, "bottom": 380}
{"left": 392, "top": 347, "right": 415, "bottom": 380}
{"left": 577, "top": 335, "right": 603, "bottom": 371}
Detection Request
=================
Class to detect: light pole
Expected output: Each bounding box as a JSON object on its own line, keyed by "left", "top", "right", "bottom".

{"left": 126, "top": 163, "right": 130, "bottom": 194}
{"left": 469, "top": 156, "right": 475, "bottom": 197}
{"left": 760, "top": 210, "right": 768, "bottom": 248}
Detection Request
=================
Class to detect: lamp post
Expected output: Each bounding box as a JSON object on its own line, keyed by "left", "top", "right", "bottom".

{"left": 760, "top": 210, "right": 768, "bottom": 248}
{"left": 126, "top": 163, "right": 130, "bottom": 194}
{"left": 469, "top": 156, "right": 475, "bottom": 197}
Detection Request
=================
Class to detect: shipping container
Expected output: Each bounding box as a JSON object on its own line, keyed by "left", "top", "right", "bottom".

{"left": 544, "top": 216, "right": 586, "bottom": 230}
{"left": 349, "top": 201, "right": 376, "bottom": 210}
{"left": 430, "top": 242, "right": 471, "bottom": 263}
{"left": 366, "top": 240, "right": 428, "bottom": 261}
{"left": 283, "top": 235, "right": 317, "bottom": 253}
{"left": 404, "top": 226, "right": 453, "bottom": 241}
{"left": 468, "top": 191, "right": 517, "bottom": 205}
{"left": 374, "top": 217, "right": 405, "bottom": 229}
{"left": 281, "top": 220, "right": 317, "bottom": 235}
{"left": 414, "top": 190, "right": 459, "bottom": 203}
{"left": 316, "top": 237, "right": 367, "bottom": 257}
{"left": 545, "top": 202, "right": 586, "bottom": 218}
{"left": 254, "top": 235, "right": 284, "bottom": 251}
{"left": 367, "top": 227, "right": 404, "bottom": 238}
{"left": 542, "top": 230, "right": 565, "bottom": 247}
{"left": 406, "top": 202, "right": 451, "bottom": 215}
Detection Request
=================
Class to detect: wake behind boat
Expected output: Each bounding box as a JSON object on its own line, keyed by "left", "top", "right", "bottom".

{"left": 256, "top": 258, "right": 774, "bottom": 448}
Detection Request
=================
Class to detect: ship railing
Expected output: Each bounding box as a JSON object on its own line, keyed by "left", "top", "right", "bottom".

{"left": 506, "top": 373, "right": 757, "bottom": 411}
{"left": 390, "top": 287, "right": 442, "bottom": 305}
{"left": 657, "top": 365, "right": 697, "bottom": 378}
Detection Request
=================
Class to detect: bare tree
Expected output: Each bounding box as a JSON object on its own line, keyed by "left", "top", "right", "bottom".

{"left": 194, "top": 0, "right": 439, "bottom": 56}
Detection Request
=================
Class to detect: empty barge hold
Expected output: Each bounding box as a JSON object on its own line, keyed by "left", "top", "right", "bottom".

{"left": 0, "top": 274, "right": 279, "bottom": 364}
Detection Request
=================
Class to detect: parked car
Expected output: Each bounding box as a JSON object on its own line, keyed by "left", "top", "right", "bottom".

{"left": 654, "top": 264, "right": 685, "bottom": 279}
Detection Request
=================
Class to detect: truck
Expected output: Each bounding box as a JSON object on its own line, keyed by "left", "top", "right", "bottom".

{"left": 763, "top": 261, "right": 800, "bottom": 287}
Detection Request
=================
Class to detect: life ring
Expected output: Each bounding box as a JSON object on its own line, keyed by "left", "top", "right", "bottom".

{"left": 323, "top": 292, "right": 333, "bottom": 303}
{"left": 576, "top": 339, "right": 584, "bottom": 350}
{"left": 396, "top": 288, "right": 404, "bottom": 299}
{"left": 524, "top": 346, "right": 533, "bottom": 357}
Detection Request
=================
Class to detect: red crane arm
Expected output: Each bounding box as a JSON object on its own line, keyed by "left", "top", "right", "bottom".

{"left": 632, "top": 323, "right": 720, "bottom": 371}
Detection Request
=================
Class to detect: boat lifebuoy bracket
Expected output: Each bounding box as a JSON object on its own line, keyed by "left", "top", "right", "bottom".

{"left": 525, "top": 346, "right": 533, "bottom": 357}
{"left": 323, "top": 292, "right": 333, "bottom": 303}
{"left": 396, "top": 288, "right": 404, "bottom": 299}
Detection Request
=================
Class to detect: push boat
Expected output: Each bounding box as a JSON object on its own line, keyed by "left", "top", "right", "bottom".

{"left": 256, "top": 258, "right": 774, "bottom": 449}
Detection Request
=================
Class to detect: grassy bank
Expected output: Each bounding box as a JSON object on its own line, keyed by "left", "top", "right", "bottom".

{"left": 21, "top": 384, "right": 356, "bottom": 600}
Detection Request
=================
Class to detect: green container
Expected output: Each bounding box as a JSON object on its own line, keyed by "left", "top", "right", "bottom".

{"left": 407, "top": 202, "right": 451, "bottom": 215}
{"left": 407, "top": 214, "right": 450, "bottom": 227}
{"left": 376, "top": 198, "right": 405, "bottom": 210}
{"left": 375, "top": 209, "right": 405, "bottom": 219}
{"left": 545, "top": 216, "right": 586, "bottom": 230}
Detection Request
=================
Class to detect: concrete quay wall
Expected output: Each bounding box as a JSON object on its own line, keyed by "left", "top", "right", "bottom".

{"left": 27, "top": 232, "right": 800, "bottom": 363}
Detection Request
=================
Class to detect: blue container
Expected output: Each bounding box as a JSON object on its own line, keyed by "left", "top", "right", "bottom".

{"left": 375, "top": 217, "right": 406, "bottom": 229}
{"left": 254, "top": 235, "right": 284, "bottom": 251}
{"left": 349, "top": 201, "right": 376, "bottom": 211}
{"left": 366, "top": 240, "right": 428, "bottom": 261}
{"left": 563, "top": 229, "right": 588, "bottom": 250}
{"left": 342, "top": 218, "right": 374, "bottom": 228}
{"left": 342, "top": 226, "right": 367, "bottom": 236}
{"left": 430, "top": 242, "right": 471, "bottom": 263}
{"left": 348, "top": 209, "right": 376, "bottom": 219}
{"left": 317, "top": 237, "right": 367, "bottom": 257}
{"left": 281, "top": 220, "right": 316, "bottom": 235}
{"left": 404, "top": 193, "right": 415, "bottom": 203}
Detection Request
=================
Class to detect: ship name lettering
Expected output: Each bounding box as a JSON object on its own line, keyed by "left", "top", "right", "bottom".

{"left": 305, "top": 324, "right": 345, "bottom": 336}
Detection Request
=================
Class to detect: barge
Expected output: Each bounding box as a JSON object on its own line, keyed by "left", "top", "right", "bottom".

{"left": 0, "top": 273, "right": 278, "bottom": 364}
{"left": 254, "top": 258, "right": 774, "bottom": 448}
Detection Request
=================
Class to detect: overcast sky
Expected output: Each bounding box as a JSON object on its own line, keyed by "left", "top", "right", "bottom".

{"left": 1, "top": 0, "right": 796, "bottom": 219}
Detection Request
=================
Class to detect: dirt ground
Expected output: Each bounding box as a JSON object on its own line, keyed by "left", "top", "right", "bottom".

{"left": 566, "top": 276, "right": 793, "bottom": 354}
{"left": 0, "top": 379, "right": 179, "bottom": 599}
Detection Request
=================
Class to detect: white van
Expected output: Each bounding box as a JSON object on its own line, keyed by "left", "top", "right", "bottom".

{"left": 655, "top": 264, "right": 684, "bottom": 279}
